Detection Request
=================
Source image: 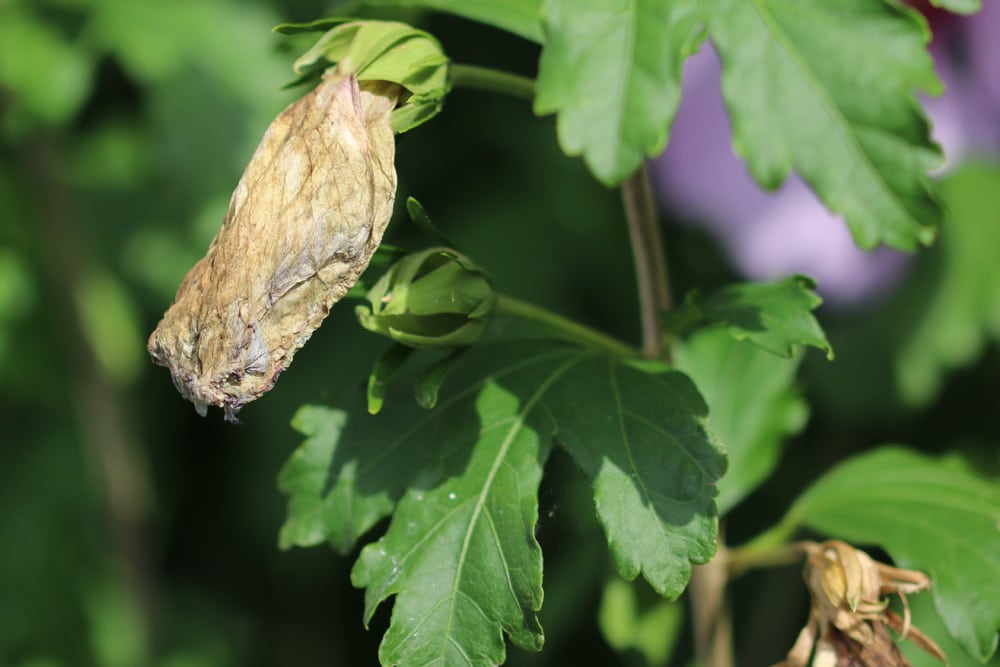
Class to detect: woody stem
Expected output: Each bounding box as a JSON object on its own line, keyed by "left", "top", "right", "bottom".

{"left": 622, "top": 163, "right": 671, "bottom": 359}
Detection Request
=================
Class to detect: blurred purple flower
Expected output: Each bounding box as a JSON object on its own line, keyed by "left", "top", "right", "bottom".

{"left": 653, "top": 5, "right": 1000, "bottom": 306}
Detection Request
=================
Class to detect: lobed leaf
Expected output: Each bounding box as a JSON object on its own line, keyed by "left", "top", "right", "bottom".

{"left": 547, "top": 356, "right": 726, "bottom": 597}
{"left": 703, "top": 0, "right": 943, "bottom": 250}
{"left": 534, "top": 0, "right": 702, "bottom": 185}
{"left": 278, "top": 405, "right": 353, "bottom": 550}
{"left": 788, "top": 447, "right": 1000, "bottom": 661}
{"left": 280, "top": 344, "right": 726, "bottom": 664}
{"left": 352, "top": 373, "right": 559, "bottom": 666}
{"left": 665, "top": 276, "right": 832, "bottom": 360}
{"left": 278, "top": 350, "right": 546, "bottom": 554}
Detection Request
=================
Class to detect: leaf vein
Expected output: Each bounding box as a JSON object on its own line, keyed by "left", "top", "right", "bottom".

{"left": 747, "top": 0, "right": 912, "bottom": 228}
{"left": 438, "top": 354, "right": 583, "bottom": 655}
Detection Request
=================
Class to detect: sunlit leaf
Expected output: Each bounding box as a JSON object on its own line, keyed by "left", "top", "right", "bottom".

{"left": 352, "top": 375, "right": 552, "bottom": 665}
{"left": 534, "top": 0, "right": 702, "bottom": 185}
{"left": 788, "top": 447, "right": 1000, "bottom": 661}
{"left": 703, "top": 0, "right": 943, "bottom": 250}
{"left": 360, "top": 0, "right": 543, "bottom": 42}
{"left": 280, "top": 344, "right": 725, "bottom": 664}
{"left": 547, "top": 356, "right": 725, "bottom": 597}
{"left": 928, "top": 0, "right": 981, "bottom": 13}
{"left": 666, "top": 276, "right": 832, "bottom": 360}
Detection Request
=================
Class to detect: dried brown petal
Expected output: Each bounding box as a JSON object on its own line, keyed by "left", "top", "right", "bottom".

{"left": 885, "top": 609, "right": 948, "bottom": 664}
{"left": 778, "top": 541, "right": 947, "bottom": 667}
{"left": 148, "top": 74, "right": 399, "bottom": 421}
{"left": 779, "top": 610, "right": 821, "bottom": 667}
{"left": 828, "top": 622, "right": 910, "bottom": 667}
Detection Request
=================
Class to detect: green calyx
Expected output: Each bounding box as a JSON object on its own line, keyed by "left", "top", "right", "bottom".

{"left": 276, "top": 18, "right": 450, "bottom": 133}
{"left": 356, "top": 248, "right": 496, "bottom": 348}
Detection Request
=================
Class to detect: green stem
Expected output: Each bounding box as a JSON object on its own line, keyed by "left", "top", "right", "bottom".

{"left": 726, "top": 515, "right": 803, "bottom": 578}
{"left": 450, "top": 64, "right": 535, "bottom": 100}
{"left": 727, "top": 542, "right": 807, "bottom": 579}
{"left": 496, "top": 294, "right": 638, "bottom": 357}
{"left": 735, "top": 512, "right": 800, "bottom": 554}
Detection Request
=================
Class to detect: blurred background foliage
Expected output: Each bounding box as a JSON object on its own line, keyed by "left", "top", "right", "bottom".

{"left": 0, "top": 0, "right": 996, "bottom": 665}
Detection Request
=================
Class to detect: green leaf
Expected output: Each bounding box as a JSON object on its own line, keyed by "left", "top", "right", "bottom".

{"left": 703, "top": 0, "right": 943, "bottom": 250}
{"left": 278, "top": 405, "right": 352, "bottom": 550}
{"left": 548, "top": 356, "right": 726, "bottom": 597}
{"left": 788, "top": 447, "right": 1000, "bottom": 661}
{"left": 902, "top": 590, "right": 991, "bottom": 667}
{"left": 273, "top": 18, "right": 352, "bottom": 34}
{"left": 74, "top": 269, "right": 144, "bottom": 385}
{"left": 534, "top": 0, "right": 702, "bottom": 185}
{"left": 894, "top": 163, "right": 1000, "bottom": 405}
{"left": 358, "top": 0, "right": 544, "bottom": 43}
{"left": 414, "top": 349, "right": 464, "bottom": 409}
{"left": 367, "top": 344, "right": 414, "bottom": 414}
{"left": 280, "top": 344, "right": 725, "bottom": 664}
{"left": 292, "top": 20, "right": 450, "bottom": 132}
{"left": 666, "top": 276, "right": 832, "bottom": 360}
{"left": 0, "top": 7, "right": 94, "bottom": 130}
{"left": 598, "top": 575, "right": 684, "bottom": 666}
{"left": 928, "top": 0, "right": 981, "bottom": 13}
{"left": 674, "top": 329, "right": 807, "bottom": 514}
{"left": 352, "top": 374, "right": 555, "bottom": 665}
{"left": 406, "top": 197, "right": 455, "bottom": 247}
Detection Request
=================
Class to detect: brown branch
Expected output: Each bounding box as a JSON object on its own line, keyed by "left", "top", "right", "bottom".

{"left": 621, "top": 163, "right": 671, "bottom": 359}
{"left": 621, "top": 163, "right": 731, "bottom": 666}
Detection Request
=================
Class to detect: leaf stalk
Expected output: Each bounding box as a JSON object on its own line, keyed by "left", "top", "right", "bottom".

{"left": 449, "top": 64, "right": 536, "bottom": 100}
{"left": 496, "top": 294, "right": 638, "bottom": 357}
{"left": 726, "top": 541, "right": 808, "bottom": 579}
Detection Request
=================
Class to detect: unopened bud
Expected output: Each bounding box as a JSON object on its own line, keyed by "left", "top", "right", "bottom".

{"left": 356, "top": 248, "right": 495, "bottom": 348}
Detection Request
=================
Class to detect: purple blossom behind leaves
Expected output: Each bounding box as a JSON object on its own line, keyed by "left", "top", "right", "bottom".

{"left": 653, "top": 6, "right": 1000, "bottom": 305}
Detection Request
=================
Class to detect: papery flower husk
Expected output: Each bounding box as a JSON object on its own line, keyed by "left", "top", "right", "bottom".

{"left": 777, "top": 540, "right": 947, "bottom": 667}
{"left": 148, "top": 73, "right": 400, "bottom": 421}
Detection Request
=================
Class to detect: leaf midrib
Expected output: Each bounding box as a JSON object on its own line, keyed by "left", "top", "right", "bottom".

{"left": 437, "top": 353, "right": 584, "bottom": 659}
{"left": 611, "top": 0, "right": 637, "bottom": 164}
{"left": 746, "top": 0, "right": 917, "bottom": 235}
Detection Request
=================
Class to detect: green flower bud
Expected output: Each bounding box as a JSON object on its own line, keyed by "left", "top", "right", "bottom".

{"left": 356, "top": 248, "right": 495, "bottom": 348}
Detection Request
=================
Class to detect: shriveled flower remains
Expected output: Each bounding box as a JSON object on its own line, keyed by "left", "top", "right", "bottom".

{"left": 148, "top": 74, "right": 399, "bottom": 421}
{"left": 778, "top": 540, "right": 947, "bottom": 667}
